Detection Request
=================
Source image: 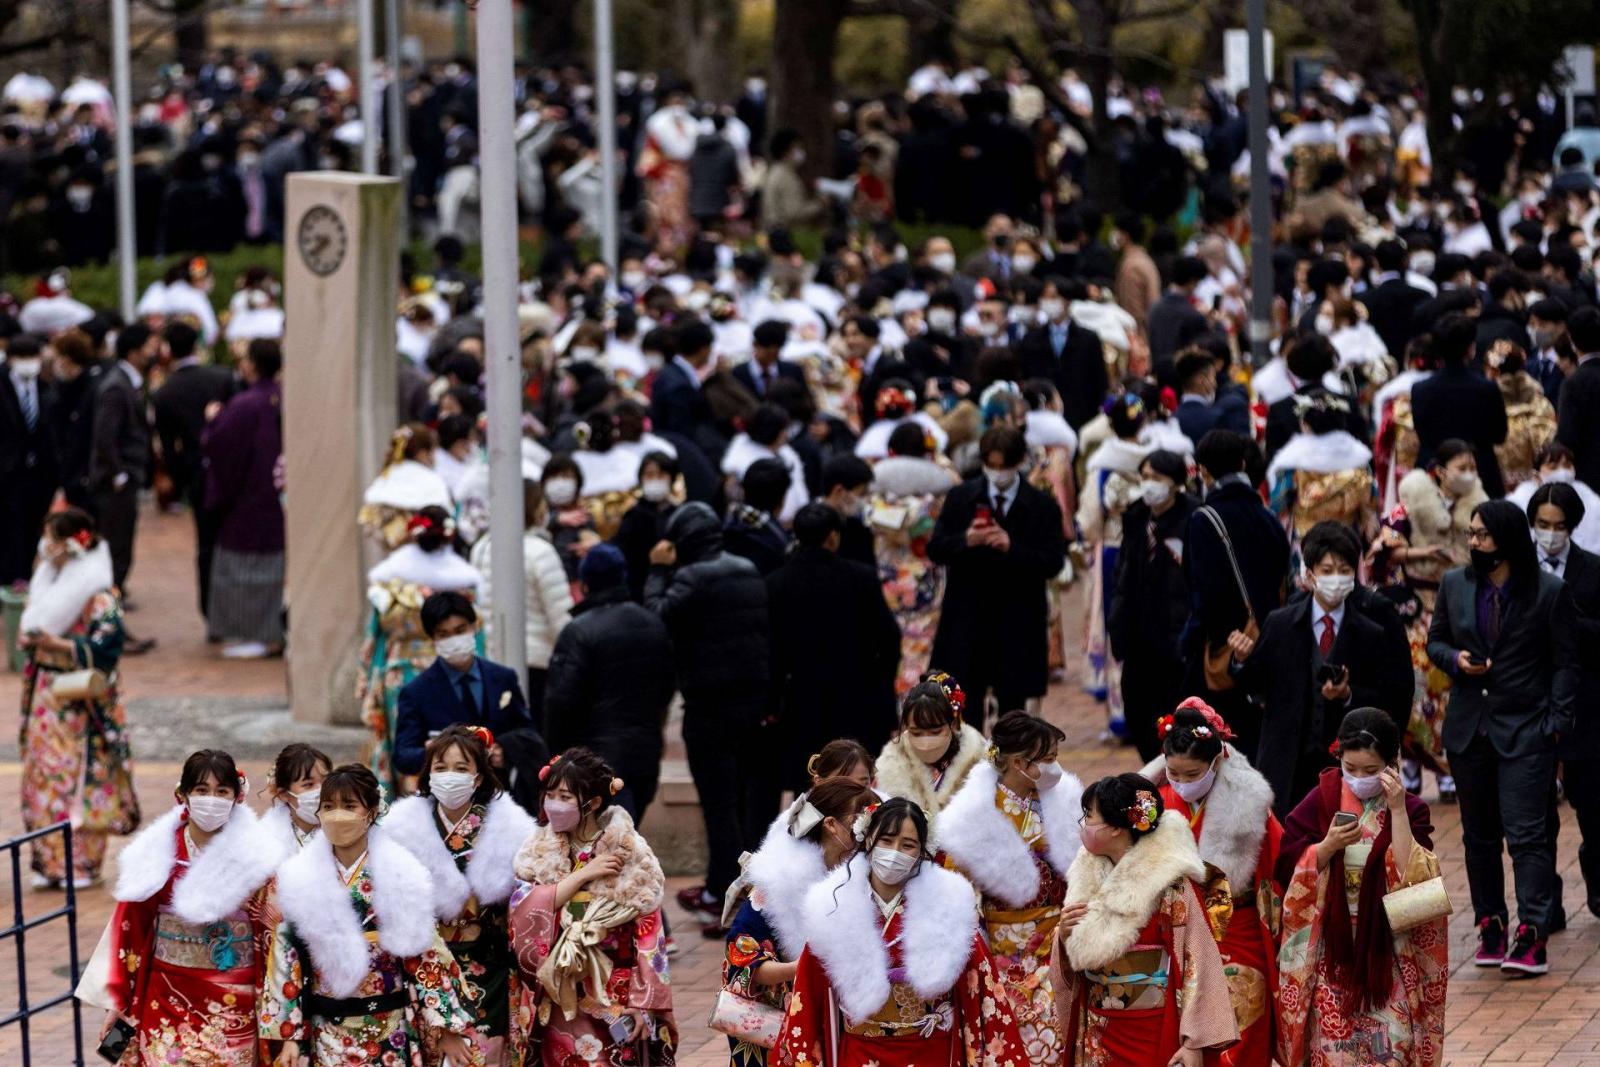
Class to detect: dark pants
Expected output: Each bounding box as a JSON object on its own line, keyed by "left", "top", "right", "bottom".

{"left": 956, "top": 641, "right": 1033, "bottom": 731}
{"left": 1450, "top": 733, "right": 1559, "bottom": 933}
{"left": 1121, "top": 652, "right": 1184, "bottom": 763}
{"left": 682, "top": 697, "right": 768, "bottom": 904}
{"left": 1559, "top": 757, "right": 1600, "bottom": 904}
{"left": 93, "top": 483, "right": 139, "bottom": 593}
{"left": 525, "top": 667, "right": 547, "bottom": 733}
{"left": 192, "top": 491, "right": 218, "bottom": 626}
{"left": 0, "top": 471, "right": 55, "bottom": 586}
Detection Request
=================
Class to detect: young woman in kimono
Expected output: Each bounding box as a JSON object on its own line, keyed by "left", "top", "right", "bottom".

{"left": 359, "top": 423, "right": 454, "bottom": 551}
{"left": 934, "top": 711, "right": 1084, "bottom": 1066}
{"left": 263, "top": 742, "right": 333, "bottom": 854}
{"left": 774, "top": 797, "right": 1028, "bottom": 1067}
{"left": 1275, "top": 708, "right": 1447, "bottom": 1067}
{"left": 509, "top": 748, "right": 676, "bottom": 1066}
{"left": 720, "top": 777, "right": 879, "bottom": 1067}
{"left": 1050, "top": 773, "right": 1239, "bottom": 1067}
{"left": 806, "top": 740, "right": 875, "bottom": 790}
{"left": 102, "top": 749, "right": 287, "bottom": 1065}
{"left": 874, "top": 674, "right": 987, "bottom": 818}
{"left": 1140, "top": 701, "right": 1281, "bottom": 1067}
{"left": 383, "top": 726, "right": 536, "bottom": 1066}
{"left": 261, "top": 764, "right": 479, "bottom": 1067}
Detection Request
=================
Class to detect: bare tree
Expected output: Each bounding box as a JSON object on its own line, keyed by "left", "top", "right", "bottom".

{"left": 673, "top": 0, "right": 740, "bottom": 104}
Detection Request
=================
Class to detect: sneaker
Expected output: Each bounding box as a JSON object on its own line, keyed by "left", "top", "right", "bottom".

{"left": 1401, "top": 759, "right": 1422, "bottom": 794}
{"left": 1475, "top": 917, "right": 1506, "bottom": 967}
{"left": 222, "top": 641, "right": 271, "bottom": 660}
{"left": 675, "top": 885, "right": 718, "bottom": 922}
{"left": 1501, "top": 924, "right": 1549, "bottom": 976}
{"left": 1436, "top": 775, "right": 1457, "bottom": 804}
{"left": 663, "top": 935, "right": 680, "bottom": 958}
{"left": 70, "top": 875, "right": 97, "bottom": 890}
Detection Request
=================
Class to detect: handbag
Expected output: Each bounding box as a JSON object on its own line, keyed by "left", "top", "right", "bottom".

{"left": 706, "top": 988, "right": 784, "bottom": 1049}
{"left": 51, "top": 668, "right": 109, "bottom": 703}
{"left": 1382, "top": 875, "right": 1453, "bottom": 932}
{"left": 1196, "top": 506, "right": 1258, "bottom": 692}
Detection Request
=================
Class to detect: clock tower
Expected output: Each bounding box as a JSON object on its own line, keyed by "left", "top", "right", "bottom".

{"left": 282, "top": 172, "right": 402, "bottom": 726}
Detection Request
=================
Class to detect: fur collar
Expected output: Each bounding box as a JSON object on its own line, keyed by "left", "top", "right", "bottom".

{"left": 574, "top": 446, "right": 641, "bottom": 496}
{"left": 1024, "top": 409, "right": 1079, "bottom": 455}
{"left": 1139, "top": 747, "right": 1273, "bottom": 893}
{"left": 932, "top": 762, "right": 1083, "bottom": 908}
{"left": 275, "top": 829, "right": 439, "bottom": 998}
{"left": 875, "top": 723, "right": 988, "bottom": 816}
{"left": 114, "top": 803, "right": 287, "bottom": 924}
{"left": 1062, "top": 811, "right": 1205, "bottom": 971}
{"left": 1266, "top": 429, "right": 1373, "bottom": 484}
{"left": 1086, "top": 436, "right": 1153, "bottom": 474}
{"left": 367, "top": 543, "right": 482, "bottom": 594}
{"left": 856, "top": 414, "right": 949, "bottom": 460}
{"left": 1372, "top": 368, "right": 1430, "bottom": 425}
{"left": 872, "top": 456, "right": 957, "bottom": 499}
{"left": 1398, "top": 467, "right": 1484, "bottom": 537}
{"left": 260, "top": 802, "right": 312, "bottom": 856}
{"left": 745, "top": 813, "right": 828, "bottom": 959}
{"left": 800, "top": 854, "right": 980, "bottom": 1023}
{"left": 20, "top": 541, "right": 114, "bottom": 637}
{"left": 382, "top": 793, "right": 536, "bottom": 919}
{"left": 1140, "top": 419, "right": 1194, "bottom": 456}
{"left": 364, "top": 459, "right": 453, "bottom": 510}
{"left": 512, "top": 806, "right": 664, "bottom": 915}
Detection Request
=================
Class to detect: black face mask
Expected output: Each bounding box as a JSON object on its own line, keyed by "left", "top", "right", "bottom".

{"left": 1470, "top": 548, "right": 1503, "bottom": 575}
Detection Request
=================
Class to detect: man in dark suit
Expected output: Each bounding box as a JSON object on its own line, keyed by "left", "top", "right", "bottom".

{"left": 1014, "top": 276, "right": 1108, "bottom": 430}
{"left": 1357, "top": 238, "right": 1432, "bottom": 356}
{"left": 820, "top": 453, "right": 878, "bottom": 570}
{"left": 929, "top": 425, "right": 1066, "bottom": 728}
{"left": 0, "top": 334, "right": 58, "bottom": 585}
{"left": 1427, "top": 500, "right": 1578, "bottom": 974}
{"left": 1556, "top": 306, "right": 1600, "bottom": 489}
{"left": 848, "top": 314, "right": 916, "bottom": 427}
{"left": 1145, "top": 256, "right": 1210, "bottom": 382}
{"left": 394, "top": 591, "right": 546, "bottom": 810}
{"left": 152, "top": 320, "right": 236, "bottom": 626}
{"left": 1229, "top": 523, "right": 1414, "bottom": 815}
{"left": 91, "top": 324, "right": 154, "bottom": 601}
{"left": 649, "top": 317, "right": 716, "bottom": 444}
{"left": 731, "top": 319, "right": 806, "bottom": 400}
{"left": 767, "top": 503, "right": 902, "bottom": 789}
{"left": 1412, "top": 312, "right": 1509, "bottom": 498}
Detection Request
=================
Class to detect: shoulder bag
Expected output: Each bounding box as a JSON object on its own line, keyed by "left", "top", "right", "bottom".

{"left": 1196, "top": 505, "right": 1258, "bottom": 692}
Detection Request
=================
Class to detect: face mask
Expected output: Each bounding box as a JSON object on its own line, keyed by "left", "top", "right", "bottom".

{"left": 1314, "top": 314, "right": 1334, "bottom": 334}
{"left": 291, "top": 787, "right": 321, "bottom": 825}
{"left": 569, "top": 345, "right": 599, "bottom": 363}
{"left": 641, "top": 478, "right": 671, "bottom": 502}
{"left": 645, "top": 353, "right": 665, "bottom": 372}
{"left": 977, "top": 320, "right": 1001, "bottom": 339}
{"left": 983, "top": 467, "right": 1019, "bottom": 492}
{"left": 1027, "top": 761, "right": 1065, "bottom": 790}
{"left": 1532, "top": 327, "right": 1558, "bottom": 350}
{"left": 1012, "top": 254, "right": 1037, "bottom": 274}
{"left": 1470, "top": 549, "right": 1503, "bottom": 575}
{"left": 187, "top": 794, "right": 235, "bottom": 832}
{"left": 930, "top": 252, "right": 957, "bottom": 275}
{"left": 9, "top": 358, "right": 41, "bottom": 380}
{"left": 1312, "top": 573, "right": 1355, "bottom": 607}
{"left": 1343, "top": 770, "right": 1385, "bottom": 801}
{"left": 790, "top": 148, "right": 806, "bottom": 166}
{"left": 543, "top": 797, "right": 582, "bottom": 833}
{"left": 1171, "top": 764, "right": 1218, "bottom": 803}
{"left": 870, "top": 846, "right": 920, "bottom": 886}
{"left": 238, "top": 151, "right": 260, "bottom": 168}
{"left": 1544, "top": 468, "right": 1577, "bottom": 485}
{"left": 66, "top": 185, "right": 94, "bottom": 210}
{"left": 620, "top": 270, "right": 647, "bottom": 290}
{"left": 1446, "top": 471, "right": 1479, "bottom": 496}
{"left": 1454, "top": 180, "right": 1476, "bottom": 198}
{"left": 1534, "top": 528, "right": 1570, "bottom": 556}
{"left": 684, "top": 290, "right": 711, "bottom": 312}
{"left": 318, "top": 809, "right": 369, "bottom": 848}
{"left": 430, "top": 770, "right": 478, "bottom": 810}
{"left": 1139, "top": 479, "right": 1172, "bottom": 507}
{"left": 908, "top": 731, "right": 950, "bottom": 764}
{"left": 434, "top": 632, "right": 476, "bottom": 665}
{"left": 545, "top": 477, "right": 578, "bottom": 505}
{"left": 1039, "top": 297, "right": 1066, "bottom": 321}
{"left": 1410, "top": 251, "right": 1436, "bottom": 277}
{"left": 928, "top": 308, "right": 956, "bottom": 333}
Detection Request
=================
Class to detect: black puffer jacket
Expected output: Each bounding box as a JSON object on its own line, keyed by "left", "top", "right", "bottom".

{"left": 644, "top": 501, "right": 771, "bottom": 704}
{"left": 544, "top": 584, "right": 675, "bottom": 771}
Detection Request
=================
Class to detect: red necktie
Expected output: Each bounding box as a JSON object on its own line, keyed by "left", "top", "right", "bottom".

{"left": 1319, "top": 615, "right": 1335, "bottom": 658}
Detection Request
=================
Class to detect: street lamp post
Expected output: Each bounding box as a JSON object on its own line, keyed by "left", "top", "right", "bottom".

{"left": 111, "top": 0, "right": 136, "bottom": 319}
{"left": 594, "top": 0, "right": 619, "bottom": 269}
{"left": 1245, "top": 0, "right": 1274, "bottom": 369}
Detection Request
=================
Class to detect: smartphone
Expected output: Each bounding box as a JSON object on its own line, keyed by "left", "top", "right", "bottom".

{"left": 98, "top": 1017, "right": 137, "bottom": 1063}
{"left": 974, "top": 504, "right": 993, "bottom": 526}
{"left": 1316, "top": 663, "right": 1347, "bottom": 686}
{"left": 1332, "top": 811, "right": 1359, "bottom": 828}
{"left": 1465, "top": 652, "right": 1487, "bottom": 668}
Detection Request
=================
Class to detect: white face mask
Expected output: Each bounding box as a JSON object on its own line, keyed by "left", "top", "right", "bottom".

{"left": 9, "top": 358, "right": 41, "bottom": 380}
{"left": 430, "top": 770, "right": 478, "bottom": 810}
{"left": 1039, "top": 297, "right": 1067, "bottom": 321}
{"left": 684, "top": 290, "right": 711, "bottom": 312}
{"left": 1026, "top": 760, "right": 1064, "bottom": 790}
{"left": 545, "top": 477, "right": 578, "bottom": 505}
{"left": 187, "top": 794, "right": 235, "bottom": 832}
{"left": 927, "top": 308, "right": 957, "bottom": 333}
{"left": 291, "top": 787, "right": 321, "bottom": 825}
{"left": 984, "top": 466, "right": 1019, "bottom": 493}
{"left": 1314, "top": 314, "right": 1335, "bottom": 334}
{"left": 1012, "top": 254, "right": 1037, "bottom": 274}
{"left": 1343, "top": 769, "right": 1385, "bottom": 800}
{"left": 1534, "top": 528, "right": 1570, "bottom": 556}
{"left": 620, "top": 270, "right": 648, "bottom": 291}
{"left": 641, "top": 478, "right": 671, "bottom": 502}
{"left": 1544, "top": 468, "right": 1577, "bottom": 485}
{"left": 1170, "top": 762, "right": 1218, "bottom": 803}
{"left": 1139, "top": 479, "right": 1172, "bottom": 507}
{"left": 870, "top": 845, "right": 920, "bottom": 886}
{"left": 930, "top": 252, "right": 957, "bottom": 275}
{"left": 1446, "top": 471, "right": 1479, "bottom": 496}
{"left": 1311, "top": 572, "right": 1355, "bottom": 607}
{"left": 569, "top": 345, "right": 599, "bottom": 363}
{"left": 434, "top": 632, "right": 477, "bottom": 666}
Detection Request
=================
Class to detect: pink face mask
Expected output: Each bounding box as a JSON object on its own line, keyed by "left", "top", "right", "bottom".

{"left": 544, "top": 797, "right": 581, "bottom": 832}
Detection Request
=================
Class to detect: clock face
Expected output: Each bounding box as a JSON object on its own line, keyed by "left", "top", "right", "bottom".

{"left": 297, "top": 204, "right": 347, "bottom": 276}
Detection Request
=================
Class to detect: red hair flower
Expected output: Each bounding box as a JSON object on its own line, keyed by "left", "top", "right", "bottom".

{"left": 407, "top": 513, "right": 435, "bottom": 534}
{"left": 468, "top": 726, "right": 495, "bottom": 749}
{"left": 537, "top": 754, "right": 562, "bottom": 783}
{"left": 924, "top": 669, "right": 965, "bottom": 718}
{"left": 1328, "top": 739, "right": 1341, "bottom": 757}
{"left": 1175, "top": 696, "right": 1236, "bottom": 741}
{"left": 1156, "top": 714, "right": 1177, "bottom": 738}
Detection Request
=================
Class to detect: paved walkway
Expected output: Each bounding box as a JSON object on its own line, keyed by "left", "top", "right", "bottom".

{"left": 3, "top": 503, "right": 1600, "bottom": 1064}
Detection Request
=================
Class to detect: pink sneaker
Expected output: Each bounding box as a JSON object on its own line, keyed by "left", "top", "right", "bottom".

{"left": 1474, "top": 917, "right": 1506, "bottom": 967}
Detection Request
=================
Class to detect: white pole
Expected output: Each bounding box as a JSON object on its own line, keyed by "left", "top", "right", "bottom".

{"left": 111, "top": 0, "right": 136, "bottom": 319}
{"left": 358, "top": 0, "right": 379, "bottom": 174}
{"left": 385, "top": 0, "right": 408, "bottom": 235}
{"left": 594, "top": 0, "right": 619, "bottom": 268}
{"left": 1244, "top": 0, "right": 1273, "bottom": 369}
{"left": 476, "top": 0, "right": 528, "bottom": 672}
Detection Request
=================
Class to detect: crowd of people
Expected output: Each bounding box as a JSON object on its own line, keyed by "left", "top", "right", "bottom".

{"left": 16, "top": 34, "right": 1600, "bottom": 1067}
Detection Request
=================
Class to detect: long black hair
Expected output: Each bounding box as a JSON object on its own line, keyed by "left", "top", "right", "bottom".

{"left": 1473, "top": 499, "right": 1539, "bottom": 594}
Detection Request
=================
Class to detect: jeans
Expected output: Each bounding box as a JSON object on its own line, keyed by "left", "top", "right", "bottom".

{"left": 1449, "top": 732, "right": 1559, "bottom": 933}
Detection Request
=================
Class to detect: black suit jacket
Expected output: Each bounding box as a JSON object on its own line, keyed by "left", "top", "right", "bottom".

{"left": 1180, "top": 481, "right": 1289, "bottom": 656}
{"left": 1358, "top": 277, "right": 1431, "bottom": 356}
{"left": 928, "top": 478, "right": 1066, "bottom": 698}
{"left": 731, "top": 359, "right": 805, "bottom": 401}
{"left": 0, "top": 373, "right": 57, "bottom": 483}
{"left": 1015, "top": 321, "right": 1109, "bottom": 430}
{"left": 89, "top": 363, "right": 149, "bottom": 493}
{"left": 1555, "top": 546, "right": 1600, "bottom": 759}
{"left": 1557, "top": 359, "right": 1600, "bottom": 489}
{"left": 153, "top": 363, "right": 237, "bottom": 503}
{"left": 649, "top": 361, "right": 709, "bottom": 439}
{"left": 393, "top": 656, "right": 542, "bottom": 777}
{"left": 1427, "top": 566, "right": 1579, "bottom": 758}
{"left": 1411, "top": 365, "right": 1508, "bottom": 498}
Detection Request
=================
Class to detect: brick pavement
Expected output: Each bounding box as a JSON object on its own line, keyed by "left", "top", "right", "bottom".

{"left": 5, "top": 503, "right": 1600, "bottom": 1064}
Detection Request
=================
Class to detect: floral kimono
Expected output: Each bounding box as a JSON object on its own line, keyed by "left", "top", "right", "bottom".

{"left": 1077, "top": 437, "right": 1151, "bottom": 727}
{"left": 1145, "top": 750, "right": 1283, "bottom": 1067}
{"left": 775, "top": 854, "right": 1027, "bottom": 1067}
{"left": 935, "top": 762, "right": 1084, "bottom": 1066}
{"left": 261, "top": 830, "right": 476, "bottom": 1066}
{"left": 1265, "top": 430, "right": 1377, "bottom": 555}
{"left": 383, "top": 793, "right": 537, "bottom": 1066}
{"left": 18, "top": 541, "right": 137, "bottom": 883}
{"left": 869, "top": 456, "right": 958, "bottom": 694}
{"left": 105, "top": 804, "right": 286, "bottom": 1065}
{"left": 1274, "top": 769, "right": 1447, "bottom": 1067}
{"left": 1049, "top": 812, "right": 1239, "bottom": 1067}
{"left": 357, "top": 543, "right": 482, "bottom": 789}
{"left": 509, "top": 806, "right": 674, "bottom": 1067}
{"left": 1494, "top": 372, "right": 1556, "bottom": 493}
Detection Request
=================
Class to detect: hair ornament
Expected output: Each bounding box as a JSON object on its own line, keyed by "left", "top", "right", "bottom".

{"left": 468, "top": 726, "right": 495, "bottom": 749}
{"left": 386, "top": 424, "right": 415, "bottom": 467}
{"left": 1128, "top": 790, "right": 1159, "bottom": 833}
{"left": 1156, "top": 714, "right": 1176, "bottom": 738}
{"left": 787, "top": 797, "right": 825, "bottom": 839}
{"left": 609, "top": 776, "right": 625, "bottom": 796}
{"left": 851, "top": 802, "right": 881, "bottom": 843}
{"left": 923, "top": 669, "right": 965, "bottom": 718}
{"left": 875, "top": 385, "right": 917, "bottom": 419}
{"left": 538, "top": 754, "right": 562, "bottom": 783}
{"left": 986, "top": 742, "right": 1001, "bottom": 766}
{"left": 1175, "top": 696, "right": 1236, "bottom": 741}
{"left": 1328, "top": 739, "right": 1341, "bottom": 757}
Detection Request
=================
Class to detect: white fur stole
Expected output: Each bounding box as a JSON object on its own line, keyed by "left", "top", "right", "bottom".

{"left": 744, "top": 813, "right": 827, "bottom": 959}
{"left": 382, "top": 793, "right": 536, "bottom": 920}
{"left": 113, "top": 803, "right": 287, "bottom": 925}
{"left": 1062, "top": 811, "right": 1205, "bottom": 972}
{"left": 20, "top": 541, "right": 114, "bottom": 637}
{"left": 932, "top": 761, "right": 1083, "bottom": 908}
{"left": 1139, "top": 746, "right": 1273, "bottom": 895}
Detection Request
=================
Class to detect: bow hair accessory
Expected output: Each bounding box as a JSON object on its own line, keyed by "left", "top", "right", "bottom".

{"left": 787, "top": 798, "right": 826, "bottom": 839}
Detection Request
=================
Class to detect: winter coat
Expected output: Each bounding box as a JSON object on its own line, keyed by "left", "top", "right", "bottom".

{"left": 471, "top": 526, "right": 574, "bottom": 670}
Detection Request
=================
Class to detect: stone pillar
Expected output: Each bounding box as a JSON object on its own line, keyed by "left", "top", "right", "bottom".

{"left": 283, "top": 173, "right": 400, "bottom": 725}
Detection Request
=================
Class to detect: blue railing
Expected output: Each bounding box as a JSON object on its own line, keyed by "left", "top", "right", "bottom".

{"left": 0, "top": 822, "right": 84, "bottom": 1066}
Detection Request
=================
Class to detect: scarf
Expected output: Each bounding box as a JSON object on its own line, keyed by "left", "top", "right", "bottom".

{"left": 20, "top": 542, "right": 113, "bottom": 637}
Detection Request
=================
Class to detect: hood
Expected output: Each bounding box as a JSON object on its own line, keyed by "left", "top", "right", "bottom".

{"left": 666, "top": 500, "right": 724, "bottom": 564}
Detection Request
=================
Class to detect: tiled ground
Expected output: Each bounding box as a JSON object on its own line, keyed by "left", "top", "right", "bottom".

{"left": 3, "top": 503, "right": 1600, "bottom": 1065}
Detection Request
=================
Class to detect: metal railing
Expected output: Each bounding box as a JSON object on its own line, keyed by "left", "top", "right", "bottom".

{"left": 1, "top": 822, "right": 84, "bottom": 1066}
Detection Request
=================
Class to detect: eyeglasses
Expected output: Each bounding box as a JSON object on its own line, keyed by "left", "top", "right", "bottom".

{"left": 1466, "top": 527, "right": 1492, "bottom": 543}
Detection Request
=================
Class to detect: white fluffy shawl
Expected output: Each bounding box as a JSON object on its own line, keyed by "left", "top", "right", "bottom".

{"left": 875, "top": 723, "right": 989, "bottom": 817}
{"left": 800, "top": 854, "right": 980, "bottom": 1023}
{"left": 364, "top": 459, "right": 453, "bottom": 509}
{"left": 512, "top": 806, "right": 665, "bottom": 916}
{"left": 1139, "top": 747, "right": 1273, "bottom": 894}
{"left": 275, "top": 829, "right": 439, "bottom": 998}
{"left": 1061, "top": 811, "right": 1206, "bottom": 971}
{"left": 1265, "top": 429, "right": 1373, "bottom": 485}
{"left": 872, "top": 456, "right": 957, "bottom": 499}
{"left": 114, "top": 803, "right": 287, "bottom": 924}
{"left": 381, "top": 793, "right": 536, "bottom": 920}
{"left": 1085, "top": 435, "right": 1153, "bottom": 476}
{"left": 20, "top": 541, "right": 114, "bottom": 637}
{"left": 932, "top": 761, "right": 1083, "bottom": 908}
{"left": 744, "top": 811, "right": 828, "bottom": 959}
{"left": 1024, "top": 409, "right": 1079, "bottom": 458}
{"left": 260, "top": 802, "right": 309, "bottom": 856}
{"left": 367, "top": 543, "right": 483, "bottom": 594}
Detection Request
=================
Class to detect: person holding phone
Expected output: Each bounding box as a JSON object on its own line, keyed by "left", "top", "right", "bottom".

{"left": 1275, "top": 709, "right": 1447, "bottom": 1066}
